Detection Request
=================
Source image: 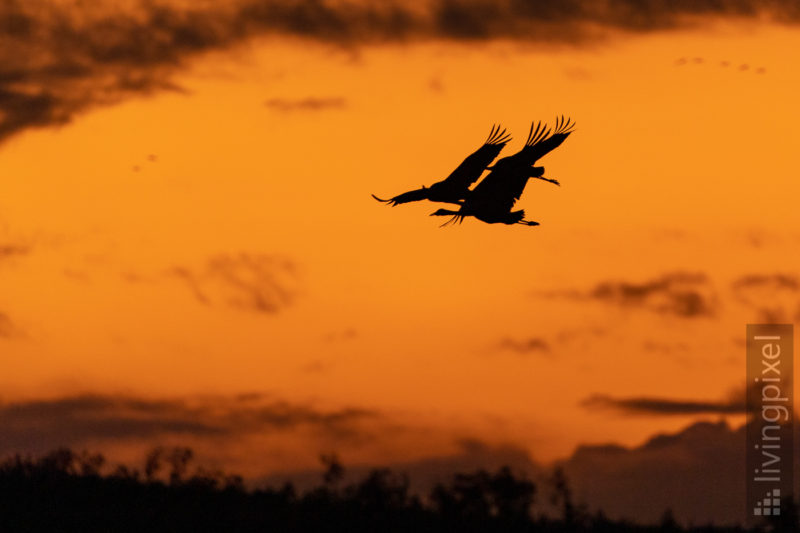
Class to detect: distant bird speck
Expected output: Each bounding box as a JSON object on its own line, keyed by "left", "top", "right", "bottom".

{"left": 675, "top": 57, "right": 766, "bottom": 75}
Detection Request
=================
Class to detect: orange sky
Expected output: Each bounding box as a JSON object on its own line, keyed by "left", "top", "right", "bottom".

{"left": 1, "top": 3, "right": 799, "bottom": 523}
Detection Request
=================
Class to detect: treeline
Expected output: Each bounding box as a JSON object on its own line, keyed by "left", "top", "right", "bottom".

{"left": 0, "top": 447, "right": 795, "bottom": 532}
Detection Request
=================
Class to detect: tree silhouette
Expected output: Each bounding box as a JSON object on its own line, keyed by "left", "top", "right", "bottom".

{"left": 0, "top": 446, "right": 763, "bottom": 533}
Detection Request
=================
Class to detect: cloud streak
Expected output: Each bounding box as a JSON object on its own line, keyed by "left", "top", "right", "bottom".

{"left": 580, "top": 393, "right": 745, "bottom": 415}
{"left": 731, "top": 273, "right": 800, "bottom": 322}
{"left": 732, "top": 273, "right": 800, "bottom": 292}
{"left": 495, "top": 336, "right": 550, "bottom": 355}
{"left": 0, "top": 244, "right": 30, "bottom": 260}
{"left": 265, "top": 96, "right": 347, "bottom": 112}
{"left": 541, "top": 271, "right": 717, "bottom": 318}
{"left": 0, "top": 393, "right": 377, "bottom": 454}
{"left": 169, "top": 252, "right": 300, "bottom": 314}
{"left": 2, "top": 0, "right": 799, "bottom": 144}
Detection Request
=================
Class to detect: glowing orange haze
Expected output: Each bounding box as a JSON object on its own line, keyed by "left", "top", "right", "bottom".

{"left": 0, "top": 24, "right": 798, "bottom": 475}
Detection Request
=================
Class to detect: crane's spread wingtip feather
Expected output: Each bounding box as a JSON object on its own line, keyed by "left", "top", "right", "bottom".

{"left": 527, "top": 121, "right": 544, "bottom": 146}
{"left": 553, "top": 116, "right": 575, "bottom": 134}
{"left": 488, "top": 125, "right": 512, "bottom": 145}
{"left": 537, "top": 121, "right": 549, "bottom": 144}
{"left": 531, "top": 126, "right": 550, "bottom": 145}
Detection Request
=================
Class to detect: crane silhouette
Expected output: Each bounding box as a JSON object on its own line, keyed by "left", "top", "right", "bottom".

{"left": 430, "top": 116, "right": 575, "bottom": 227}
{"left": 371, "top": 125, "right": 512, "bottom": 206}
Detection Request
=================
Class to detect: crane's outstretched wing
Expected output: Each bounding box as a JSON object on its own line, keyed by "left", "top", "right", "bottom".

{"left": 371, "top": 124, "right": 510, "bottom": 206}
{"left": 438, "top": 124, "right": 511, "bottom": 190}
{"left": 469, "top": 116, "right": 575, "bottom": 211}
{"left": 506, "top": 116, "right": 575, "bottom": 166}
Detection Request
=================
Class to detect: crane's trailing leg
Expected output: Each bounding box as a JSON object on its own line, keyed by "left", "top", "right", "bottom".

{"left": 533, "top": 177, "right": 560, "bottom": 186}
{"left": 508, "top": 210, "right": 539, "bottom": 227}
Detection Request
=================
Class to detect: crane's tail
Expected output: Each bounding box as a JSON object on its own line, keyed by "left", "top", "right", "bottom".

{"left": 371, "top": 194, "right": 397, "bottom": 206}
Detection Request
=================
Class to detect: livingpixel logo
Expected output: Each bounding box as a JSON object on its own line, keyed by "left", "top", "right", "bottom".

{"left": 746, "top": 324, "right": 794, "bottom": 524}
{"left": 752, "top": 488, "right": 782, "bottom": 517}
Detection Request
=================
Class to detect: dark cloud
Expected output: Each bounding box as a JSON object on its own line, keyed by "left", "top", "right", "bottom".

{"left": 2, "top": 0, "right": 799, "bottom": 144}
{"left": 170, "top": 252, "right": 300, "bottom": 314}
{"left": 263, "top": 419, "right": 798, "bottom": 526}
{"left": 427, "top": 0, "right": 796, "bottom": 40}
{"left": 731, "top": 273, "right": 800, "bottom": 323}
{"left": 0, "top": 393, "right": 376, "bottom": 455}
{"left": 0, "top": 243, "right": 30, "bottom": 259}
{"left": 541, "top": 271, "right": 717, "bottom": 318}
{"left": 561, "top": 420, "right": 752, "bottom": 525}
{"left": 553, "top": 325, "right": 607, "bottom": 344}
{"left": 590, "top": 272, "right": 715, "bottom": 317}
{"left": 641, "top": 339, "right": 688, "bottom": 354}
{"left": 732, "top": 273, "right": 800, "bottom": 292}
{"left": 562, "top": 66, "right": 593, "bottom": 81}
{"left": 322, "top": 328, "right": 358, "bottom": 342}
{"left": 580, "top": 392, "right": 745, "bottom": 415}
{"left": 496, "top": 336, "right": 550, "bottom": 355}
{"left": 0, "top": 242, "right": 27, "bottom": 337}
{"left": 264, "top": 96, "right": 347, "bottom": 112}
{"left": 427, "top": 76, "right": 445, "bottom": 92}
{"left": 301, "top": 359, "right": 333, "bottom": 374}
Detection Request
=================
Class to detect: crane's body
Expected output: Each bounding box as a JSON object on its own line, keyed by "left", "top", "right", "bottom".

{"left": 374, "top": 116, "right": 575, "bottom": 227}
{"left": 372, "top": 124, "right": 511, "bottom": 206}
{"left": 430, "top": 116, "right": 575, "bottom": 227}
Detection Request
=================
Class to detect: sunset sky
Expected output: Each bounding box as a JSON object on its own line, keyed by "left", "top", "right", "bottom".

{"left": 1, "top": 0, "right": 799, "bottom": 525}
